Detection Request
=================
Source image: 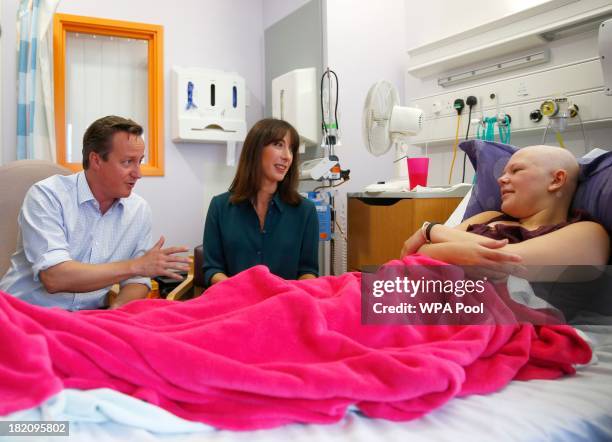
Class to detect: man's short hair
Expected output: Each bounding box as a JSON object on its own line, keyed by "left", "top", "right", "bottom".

{"left": 82, "top": 116, "right": 143, "bottom": 169}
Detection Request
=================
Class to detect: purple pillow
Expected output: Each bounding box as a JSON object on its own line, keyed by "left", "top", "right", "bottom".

{"left": 459, "top": 139, "right": 612, "bottom": 233}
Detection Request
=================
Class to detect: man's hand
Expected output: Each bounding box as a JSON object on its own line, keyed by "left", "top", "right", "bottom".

{"left": 133, "top": 236, "right": 190, "bottom": 280}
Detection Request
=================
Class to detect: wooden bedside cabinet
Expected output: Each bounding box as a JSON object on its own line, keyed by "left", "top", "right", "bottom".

{"left": 347, "top": 193, "right": 465, "bottom": 271}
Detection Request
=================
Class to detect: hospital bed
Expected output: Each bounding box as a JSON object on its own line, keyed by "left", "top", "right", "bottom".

{"left": 4, "top": 190, "right": 612, "bottom": 442}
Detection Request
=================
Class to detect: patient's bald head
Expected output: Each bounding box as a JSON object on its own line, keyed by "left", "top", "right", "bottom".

{"left": 520, "top": 145, "right": 579, "bottom": 185}
{"left": 498, "top": 145, "right": 579, "bottom": 218}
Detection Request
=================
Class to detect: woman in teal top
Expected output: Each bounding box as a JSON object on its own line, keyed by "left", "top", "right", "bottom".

{"left": 203, "top": 118, "right": 319, "bottom": 287}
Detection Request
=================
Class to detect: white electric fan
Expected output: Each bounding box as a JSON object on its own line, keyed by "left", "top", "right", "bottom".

{"left": 362, "top": 80, "right": 423, "bottom": 191}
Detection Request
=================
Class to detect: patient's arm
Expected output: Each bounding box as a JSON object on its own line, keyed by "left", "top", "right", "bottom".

{"left": 412, "top": 240, "right": 523, "bottom": 281}
{"left": 109, "top": 283, "right": 149, "bottom": 309}
{"left": 454, "top": 211, "right": 504, "bottom": 231}
{"left": 424, "top": 211, "right": 505, "bottom": 245}
{"left": 400, "top": 212, "right": 507, "bottom": 258}
{"left": 502, "top": 221, "right": 610, "bottom": 266}
{"left": 410, "top": 222, "right": 608, "bottom": 282}
{"left": 419, "top": 221, "right": 610, "bottom": 266}
{"left": 415, "top": 212, "right": 610, "bottom": 265}
{"left": 416, "top": 240, "right": 522, "bottom": 267}
{"left": 428, "top": 215, "right": 504, "bottom": 245}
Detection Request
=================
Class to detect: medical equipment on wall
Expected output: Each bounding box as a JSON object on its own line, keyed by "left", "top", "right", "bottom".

{"left": 317, "top": 68, "right": 348, "bottom": 183}
{"left": 303, "top": 189, "right": 347, "bottom": 276}
{"left": 475, "top": 112, "right": 511, "bottom": 143}
{"left": 540, "top": 97, "right": 578, "bottom": 131}
{"left": 299, "top": 68, "right": 350, "bottom": 184}
{"left": 539, "top": 97, "right": 586, "bottom": 150}
{"left": 447, "top": 98, "right": 464, "bottom": 184}
{"left": 410, "top": 55, "right": 611, "bottom": 147}
{"left": 307, "top": 191, "right": 332, "bottom": 242}
{"left": 171, "top": 67, "right": 247, "bottom": 166}
{"left": 362, "top": 80, "right": 423, "bottom": 190}
{"left": 600, "top": 19, "right": 612, "bottom": 96}
{"left": 272, "top": 68, "right": 318, "bottom": 152}
{"left": 321, "top": 68, "right": 341, "bottom": 149}
{"left": 301, "top": 68, "right": 349, "bottom": 276}
{"left": 460, "top": 96, "right": 478, "bottom": 183}
{"left": 300, "top": 157, "right": 342, "bottom": 181}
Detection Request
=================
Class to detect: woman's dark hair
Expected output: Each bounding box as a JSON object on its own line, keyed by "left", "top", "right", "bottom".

{"left": 229, "top": 118, "right": 301, "bottom": 206}
{"left": 82, "top": 115, "right": 143, "bottom": 169}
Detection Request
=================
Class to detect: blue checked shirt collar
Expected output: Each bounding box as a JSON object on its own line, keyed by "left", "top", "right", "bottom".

{"left": 77, "top": 171, "right": 125, "bottom": 210}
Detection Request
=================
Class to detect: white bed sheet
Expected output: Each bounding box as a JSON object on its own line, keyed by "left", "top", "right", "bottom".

{"left": 10, "top": 323, "right": 612, "bottom": 442}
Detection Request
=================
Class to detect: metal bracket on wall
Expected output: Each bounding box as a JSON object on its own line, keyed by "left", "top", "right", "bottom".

{"left": 438, "top": 50, "right": 550, "bottom": 88}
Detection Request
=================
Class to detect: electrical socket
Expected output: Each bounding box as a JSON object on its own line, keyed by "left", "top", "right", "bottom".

{"left": 431, "top": 101, "right": 442, "bottom": 115}
{"left": 484, "top": 92, "right": 498, "bottom": 107}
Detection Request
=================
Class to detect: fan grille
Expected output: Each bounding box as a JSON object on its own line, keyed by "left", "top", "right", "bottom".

{"left": 362, "top": 81, "right": 399, "bottom": 156}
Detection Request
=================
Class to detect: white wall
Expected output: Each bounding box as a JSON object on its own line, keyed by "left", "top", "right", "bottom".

{"left": 405, "top": 0, "right": 553, "bottom": 49}
{"left": 1, "top": 0, "right": 265, "bottom": 249}
{"left": 263, "top": 0, "right": 311, "bottom": 29}
{"left": 325, "top": 0, "right": 407, "bottom": 191}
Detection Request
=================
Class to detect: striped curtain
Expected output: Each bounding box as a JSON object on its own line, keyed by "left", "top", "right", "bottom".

{"left": 17, "top": 0, "right": 60, "bottom": 160}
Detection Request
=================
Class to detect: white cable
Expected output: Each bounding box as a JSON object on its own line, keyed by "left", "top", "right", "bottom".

{"left": 576, "top": 115, "right": 588, "bottom": 154}
{"left": 426, "top": 116, "right": 436, "bottom": 158}
{"left": 542, "top": 120, "right": 551, "bottom": 145}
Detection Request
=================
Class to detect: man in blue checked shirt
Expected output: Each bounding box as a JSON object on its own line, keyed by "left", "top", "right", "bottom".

{"left": 0, "top": 116, "right": 190, "bottom": 310}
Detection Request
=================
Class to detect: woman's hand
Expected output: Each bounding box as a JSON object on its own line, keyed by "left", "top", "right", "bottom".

{"left": 210, "top": 272, "right": 229, "bottom": 285}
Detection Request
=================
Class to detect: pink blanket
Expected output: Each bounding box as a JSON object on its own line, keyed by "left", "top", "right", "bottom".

{"left": 0, "top": 255, "right": 591, "bottom": 430}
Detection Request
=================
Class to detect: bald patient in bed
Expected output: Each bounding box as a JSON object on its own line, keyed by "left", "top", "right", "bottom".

{"left": 401, "top": 145, "right": 610, "bottom": 272}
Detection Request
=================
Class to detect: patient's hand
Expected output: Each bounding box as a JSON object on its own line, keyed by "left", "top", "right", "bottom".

{"left": 400, "top": 230, "right": 426, "bottom": 258}
{"left": 401, "top": 226, "right": 513, "bottom": 259}
{"left": 417, "top": 240, "right": 524, "bottom": 280}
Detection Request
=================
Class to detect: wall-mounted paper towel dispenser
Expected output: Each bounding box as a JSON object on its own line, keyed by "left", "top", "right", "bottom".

{"left": 171, "top": 67, "right": 247, "bottom": 165}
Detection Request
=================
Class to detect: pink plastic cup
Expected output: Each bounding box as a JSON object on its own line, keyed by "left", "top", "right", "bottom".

{"left": 407, "top": 157, "right": 429, "bottom": 190}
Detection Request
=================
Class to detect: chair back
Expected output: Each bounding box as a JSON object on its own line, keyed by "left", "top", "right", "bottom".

{"left": 0, "top": 160, "right": 71, "bottom": 276}
{"left": 194, "top": 244, "right": 205, "bottom": 288}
